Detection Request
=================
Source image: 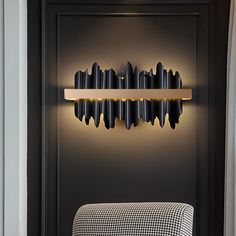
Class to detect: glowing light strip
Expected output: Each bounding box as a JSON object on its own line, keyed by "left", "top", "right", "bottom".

{"left": 64, "top": 89, "right": 192, "bottom": 101}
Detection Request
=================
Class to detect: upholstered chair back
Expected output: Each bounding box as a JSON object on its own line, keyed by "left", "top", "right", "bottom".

{"left": 73, "top": 202, "right": 194, "bottom": 236}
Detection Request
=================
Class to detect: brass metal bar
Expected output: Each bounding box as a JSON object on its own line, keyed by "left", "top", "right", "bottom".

{"left": 64, "top": 89, "right": 192, "bottom": 101}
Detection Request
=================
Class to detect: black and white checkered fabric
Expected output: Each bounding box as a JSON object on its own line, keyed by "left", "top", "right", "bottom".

{"left": 72, "top": 202, "right": 194, "bottom": 236}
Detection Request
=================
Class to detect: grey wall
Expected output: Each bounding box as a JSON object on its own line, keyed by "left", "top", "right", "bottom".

{"left": 0, "top": 0, "right": 3, "bottom": 233}
{"left": 224, "top": 0, "right": 236, "bottom": 235}
{"left": 27, "top": 1, "right": 230, "bottom": 236}
{"left": 1, "top": 0, "right": 28, "bottom": 235}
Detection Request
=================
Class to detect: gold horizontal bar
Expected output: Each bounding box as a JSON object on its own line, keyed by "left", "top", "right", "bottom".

{"left": 64, "top": 89, "right": 192, "bottom": 101}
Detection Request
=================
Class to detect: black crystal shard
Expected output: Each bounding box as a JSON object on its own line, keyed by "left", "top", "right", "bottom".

{"left": 72, "top": 62, "right": 184, "bottom": 129}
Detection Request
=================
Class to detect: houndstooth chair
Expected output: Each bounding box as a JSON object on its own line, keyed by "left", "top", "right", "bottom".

{"left": 72, "top": 202, "right": 194, "bottom": 236}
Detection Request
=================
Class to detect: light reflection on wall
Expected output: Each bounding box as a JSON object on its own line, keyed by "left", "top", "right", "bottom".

{"left": 56, "top": 14, "right": 198, "bottom": 165}
{"left": 59, "top": 102, "right": 196, "bottom": 161}
{"left": 58, "top": 16, "right": 197, "bottom": 89}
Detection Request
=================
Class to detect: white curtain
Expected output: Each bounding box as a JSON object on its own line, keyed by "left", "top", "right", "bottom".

{"left": 225, "top": 0, "right": 236, "bottom": 235}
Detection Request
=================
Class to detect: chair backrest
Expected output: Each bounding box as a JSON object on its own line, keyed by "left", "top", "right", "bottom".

{"left": 73, "top": 202, "right": 194, "bottom": 236}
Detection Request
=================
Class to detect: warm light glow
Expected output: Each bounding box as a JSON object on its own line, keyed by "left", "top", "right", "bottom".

{"left": 64, "top": 89, "right": 192, "bottom": 101}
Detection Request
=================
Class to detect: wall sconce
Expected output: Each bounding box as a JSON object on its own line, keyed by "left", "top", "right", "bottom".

{"left": 64, "top": 62, "right": 192, "bottom": 129}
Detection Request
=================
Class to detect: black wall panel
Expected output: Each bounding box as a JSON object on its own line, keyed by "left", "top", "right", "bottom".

{"left": 27, "top": 1, "right": 230, "bottom": 236}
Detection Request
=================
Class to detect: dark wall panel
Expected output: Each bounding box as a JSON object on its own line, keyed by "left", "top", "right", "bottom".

{"left": 27, "top": 0, "right": 42, "bottom": 235}
{"left": 27, "top": 1, "right": 230, "bottom": 236}
{"left": 58, "top": 13, "right": 199, "bottom": 236}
